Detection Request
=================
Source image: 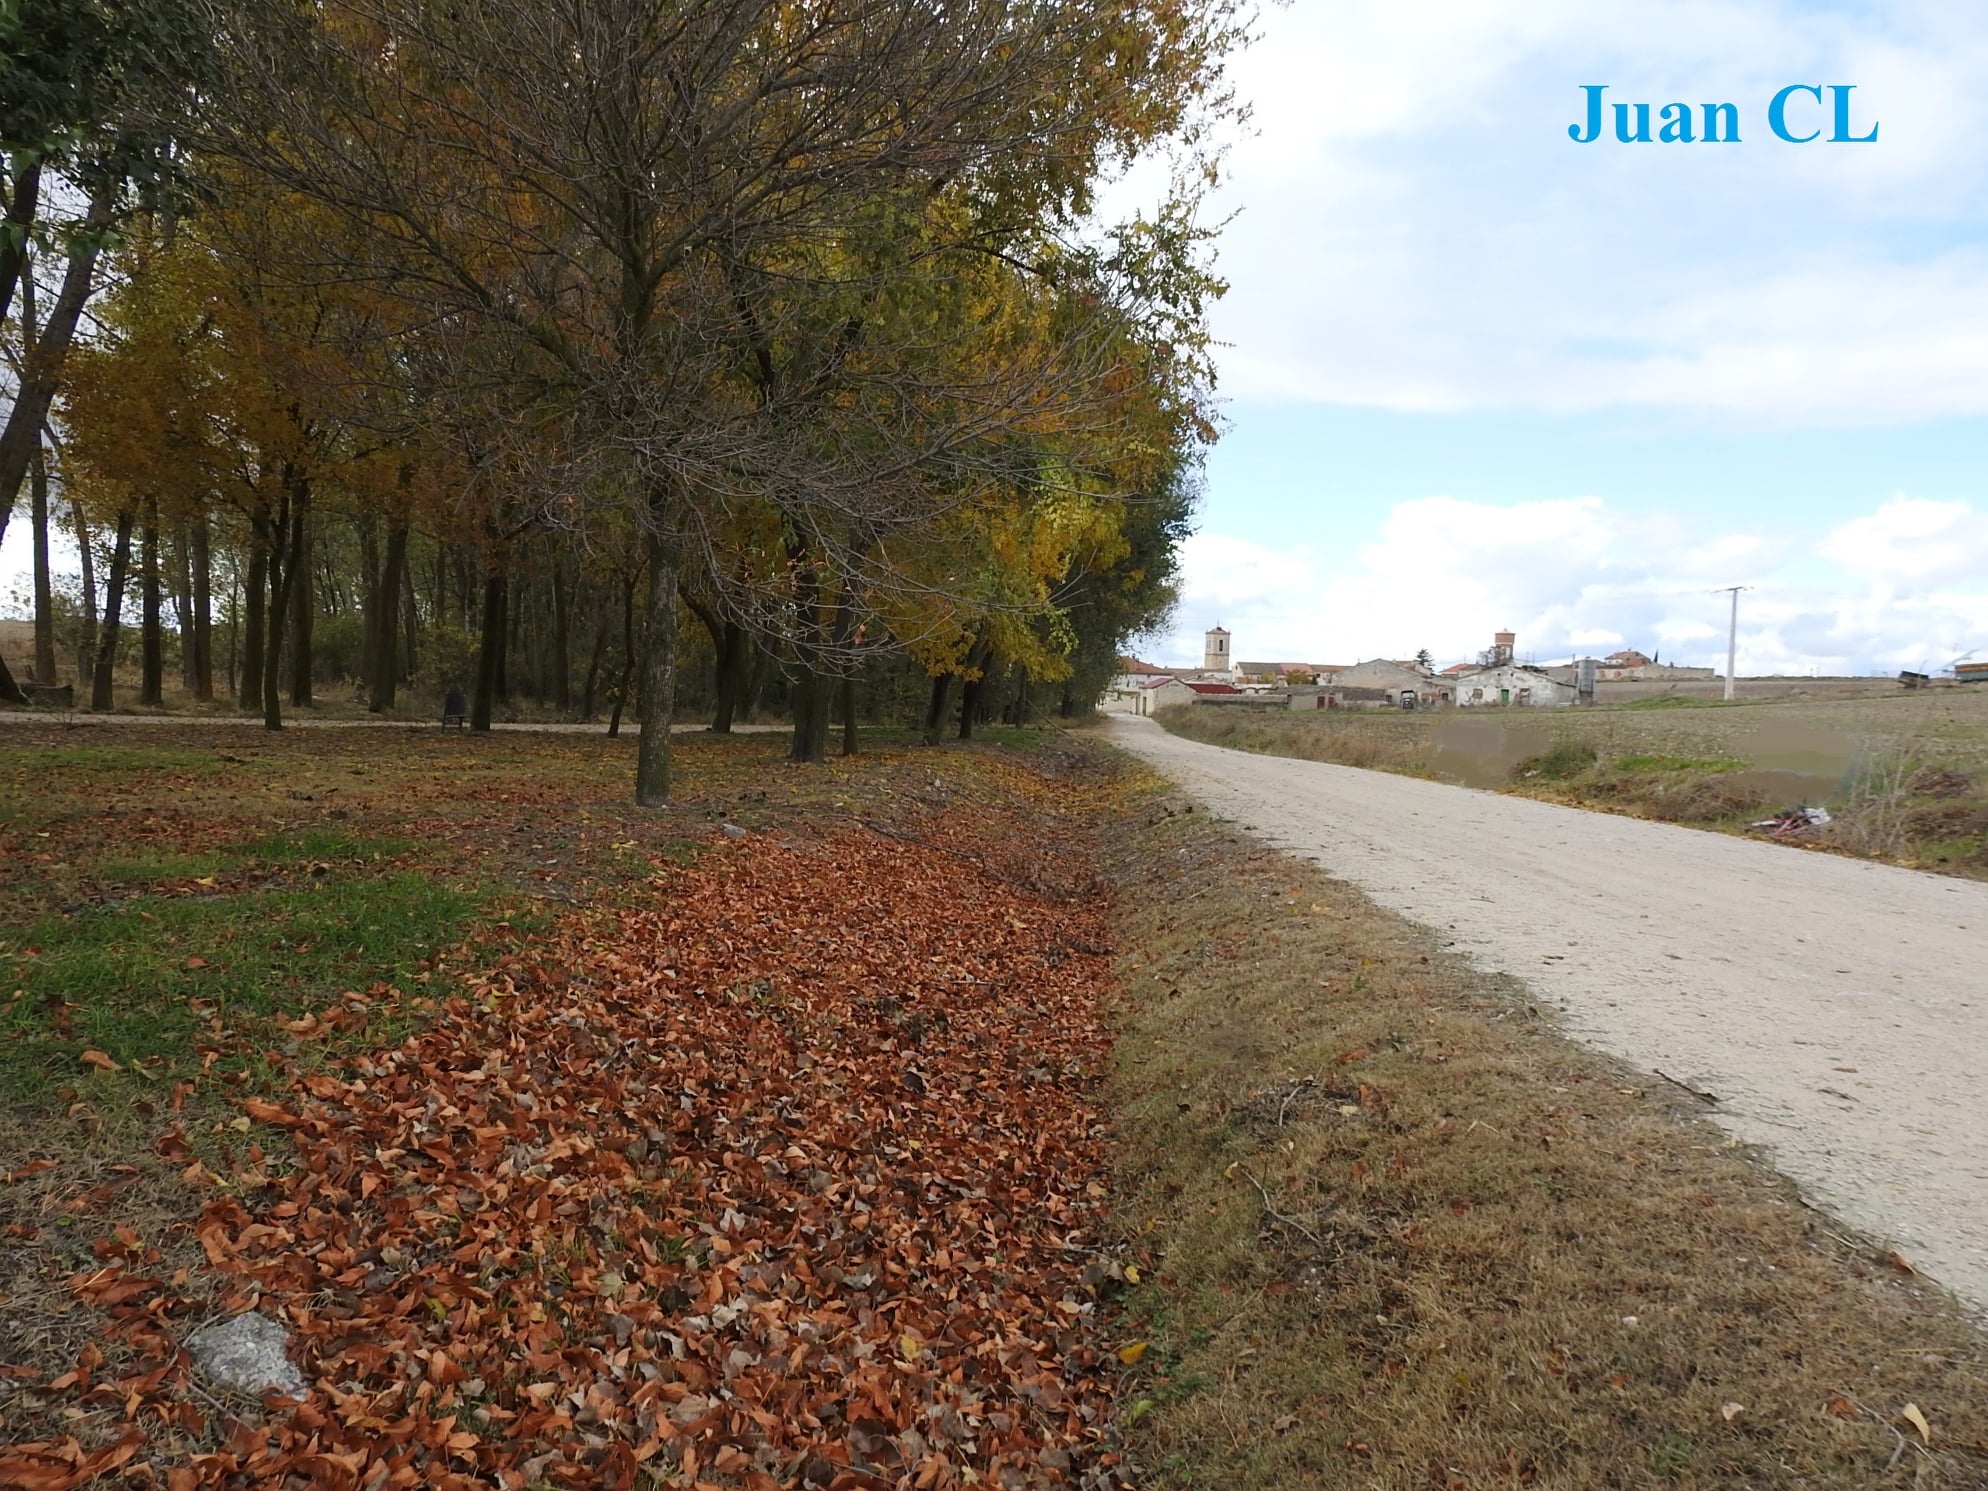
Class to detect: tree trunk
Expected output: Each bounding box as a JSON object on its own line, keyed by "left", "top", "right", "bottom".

{"left": 400, "top": 548, "right": 420, "bottom": 681}
{"left": 240, "top": 514, "right": 268, "bottom": 712}
{"left": 72, "top": 500, "right": 96, "bottom": 687}
{"left": 922, "top": 673, "right": 953, "bottom": 747}
{"left": 0, "top": 156, "right": 42, "bottom": 332}
{"left": 608, "top": 574, "right": 635, "bottom": 738}
{"left": 957, "top": 676, "right": 981, "bottom": 740}
{"left": 634, "top": 525, "right": 678, "bottom": 804}
{"left": 263, "top": 481, "right": 306, "bottom": 730}
{"left": 189, "top": 515, "right": 213, "bottom": 701}
{"left": 172, "top": 520, "right": 194, "bottom": 691}
{"left": 140, "top": 499, "right": 163, "bottom": 705}
{"left": 787, "top": 555, "right": 833, "bottom": 765}
{"left": 473, "top": 560, "right": 505, "bottom": 731}
{"left": 0, "top": 179, "right": 114, "bottom": 545}
{"left": 580, "top": 598, "right": 607, "bottom": 721}
{"left": 958, "top": 639, "right": 996, "bottom": 742}
{"left": 811, "top": 596, "right": 857, "bottom": 759}
{"left": 288, "top": 486, "right": 313, "bottom": 706}
{"left": 711, "top": 622, "right": 746, "bottom": 732}
{"left": 358, "top": 513, "right": 380, "bottom": 688}
{"left": 30, "top": 441, "right": 55, "bottom": 683}
{"left": 790, "top": 667, "right": 831, "bottom": 764}
{"left": 498, "top": 570, "right": 520, "bottom": 702}
{"left": 90, "top": 510, "right": 136, "bottom": 711}
{"left": 369, "top": 518, "right": 408, "bottom": 711}
{"left": 551, "top": 560, "right": 572, "bottom": 713}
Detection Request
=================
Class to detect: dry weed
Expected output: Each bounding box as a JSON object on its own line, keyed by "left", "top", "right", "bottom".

{"left": 1826, "top": 741, "right": 1924, "bottom": 858}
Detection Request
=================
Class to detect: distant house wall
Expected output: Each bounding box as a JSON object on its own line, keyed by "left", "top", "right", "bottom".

{"left": 1326, "top": 660, "right": 1427, "bottom": 692}
{"left": 1451, "top": 665, "right": 1577, "bottom": 707}
{"left": 1137, "top": 679, "right": 1196, "bottom": 714}
{"left": 1286, "top": 684, "right": 1397, "bottom": 710}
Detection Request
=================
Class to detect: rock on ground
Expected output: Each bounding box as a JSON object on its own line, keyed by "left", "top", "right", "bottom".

{"left": 185, "top": 1314, "right": 308, "bottom": 1400}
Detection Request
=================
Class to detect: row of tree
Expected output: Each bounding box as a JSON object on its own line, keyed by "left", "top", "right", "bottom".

{"left": 2, "top": 0, "right": 1240, "bottom": 800}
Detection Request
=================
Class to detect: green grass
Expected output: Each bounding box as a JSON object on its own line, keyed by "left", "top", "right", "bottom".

{"left": 1514, "top": 739, "right": 1598, "bottom": 780}
{"left": 1611, "top": 753, "right": 1746, "bottom": 774}
{"left": 1, "top": 838, "right": 485, "bottom": 1102}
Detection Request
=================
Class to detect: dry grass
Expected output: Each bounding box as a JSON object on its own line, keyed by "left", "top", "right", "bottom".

{"left": 1097, "top": 762, "right": 1988, "bottom": 1490}
{"left": 1154, "top": 705, "right": 1435, "bottom": 775}
{"left": 0, "top": 1107, "right": 231, "bottom": 1454}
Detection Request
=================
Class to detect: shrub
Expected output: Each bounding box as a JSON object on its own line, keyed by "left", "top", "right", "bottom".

{"left": 1513, "top": 740, "right": 1598, "bottom": 782}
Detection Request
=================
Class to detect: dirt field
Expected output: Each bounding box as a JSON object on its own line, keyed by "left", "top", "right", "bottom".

{"left": 1159, "top": 689, "right": 1988, "bottom": 876}
{"left": 1181, "top": 687, "right": 1988, "bottom": 779}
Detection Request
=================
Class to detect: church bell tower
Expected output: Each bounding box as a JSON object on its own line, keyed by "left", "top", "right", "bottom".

{"left": 1203, "top": 625, "right": 1230, "bottom": 673}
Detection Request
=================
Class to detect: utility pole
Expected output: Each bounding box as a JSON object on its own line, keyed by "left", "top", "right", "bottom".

{"left": 1716, "top": 585, "right": 1749, "bottom": 701}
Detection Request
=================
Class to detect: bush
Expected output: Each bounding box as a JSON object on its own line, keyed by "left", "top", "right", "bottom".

{"left": 1513, "top": 740, "right": 1598, "bottom": 782}
{"left": 312, "top": 613, "right": 367, "bottom": 683}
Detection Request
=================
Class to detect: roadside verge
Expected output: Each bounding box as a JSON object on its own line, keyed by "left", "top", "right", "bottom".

{"left": 1096, "top": 753, "right": 1988, "bottom": 1489}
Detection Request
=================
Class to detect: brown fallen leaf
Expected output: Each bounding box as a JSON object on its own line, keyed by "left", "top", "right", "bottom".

{"left": 79, "top": 1050, "right": 121, "bottom": 1073}
{"left": 1885, "top": 1250, "right": 1915, "bottom": 1275}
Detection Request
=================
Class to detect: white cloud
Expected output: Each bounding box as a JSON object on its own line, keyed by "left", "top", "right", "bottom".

{"left": 1183, "top": 1, "right": 1988, "bottom": 424}
{"left": 1153, "top": 492, "right": 1988, "bottom": 675}
{"left": 1817, "top": 497, "right": 1988, "bottom": 582}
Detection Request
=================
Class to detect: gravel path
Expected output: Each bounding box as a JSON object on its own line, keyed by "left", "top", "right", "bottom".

{"left": 1106, "top": 713, "right": 1988, "bottom": 1315}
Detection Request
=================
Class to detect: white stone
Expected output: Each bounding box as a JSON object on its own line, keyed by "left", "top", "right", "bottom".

{"left": 185, "top": 1313, "right": 308, "bottom": 1400}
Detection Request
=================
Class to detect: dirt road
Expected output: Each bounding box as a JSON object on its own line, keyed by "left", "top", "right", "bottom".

{"left": 1106, "top": 713, "right": 1988, "bottom": 1315}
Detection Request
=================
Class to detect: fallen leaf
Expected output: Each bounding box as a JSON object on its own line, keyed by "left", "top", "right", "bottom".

{"left": 1720, "top": 1402, "right": 1744, "bottom": 1422}
{"left": 1116, "top": 1341, "right": 1150, "bottom": 1365}
{"left": 1901, "top": 1403, "right": 1932, "bottom": 1444}
{"left": 79, "top": 1050, "right": 121, "bottom": 1073}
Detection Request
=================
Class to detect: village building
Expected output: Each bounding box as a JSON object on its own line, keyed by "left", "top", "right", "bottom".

{"left": 1556, "top": 648, "right": 1718, "bottom": 684}
{"left": 1124, "top": 675, "right": 1193, "bottom": 713}
{"left": 1109, "top": 655, "right": 1174, "bottom": 692}
{"left": 1446, "top": 630, "right": 1578, "bottom": 707}
{"left": 1235, "top": 660, "right": 1342, "bottom": 685}
{"left": 1450, "top": 662, "right": 1577, "bottom": 707}
{"left": 1202, "top": 625, "right": 1231, "bottom": 675}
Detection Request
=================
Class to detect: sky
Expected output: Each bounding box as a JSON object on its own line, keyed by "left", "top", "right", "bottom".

{"left": 1126, "top": 0, "right": 1988, "bottom": 675}
{"left": 7, "top": 2, "right": 1988, "bottom": 677}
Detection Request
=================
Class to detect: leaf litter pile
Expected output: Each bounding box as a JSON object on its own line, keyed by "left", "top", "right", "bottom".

{"left": 4, "top": 792, "right": 1134, "bottom": 1489}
